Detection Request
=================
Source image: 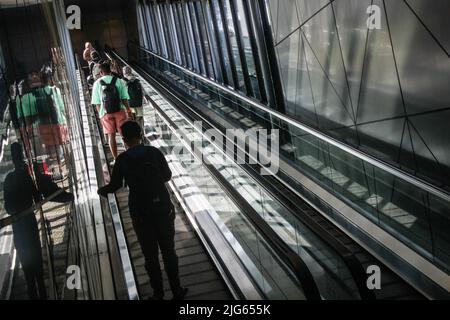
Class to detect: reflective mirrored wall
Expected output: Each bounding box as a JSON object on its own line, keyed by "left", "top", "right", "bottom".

{"left": 266, "top": 0, "right": 450, "bottom": 192}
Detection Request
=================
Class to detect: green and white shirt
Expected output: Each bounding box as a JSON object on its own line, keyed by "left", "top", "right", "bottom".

{"left": 91, "top": 75, "right": 130, "bottom": 118}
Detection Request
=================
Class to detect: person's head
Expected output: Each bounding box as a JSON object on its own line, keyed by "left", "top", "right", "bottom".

{"left": 9, "top": 83, "right": 17, "bottom": 99}
{"left": 122, "top": 66, "right": 133, "bottom": 79}
{"left": 85, "top": 42, "right": 93, "bottom": 50}
{"left": 99, "top": 62, "right": 111, "bottom": 76}
{"left": 11, "top": 142, "right": 24, "bottom": 168}
{"left": 121, "top": 121, "right": 142, "bottom": 148}
{"left": 41, "top": 64, "right": 52, "bottom": 79}
{"left": 91, "top": 51, "right": 100, "bottom": 63}
{"left": 27, "top": 71, "right": 43, "bottom": 89}
{"left": 41, "top": 68, "right": 53, "bottom": 86}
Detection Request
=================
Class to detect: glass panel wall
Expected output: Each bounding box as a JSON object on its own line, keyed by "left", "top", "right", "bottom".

{"left": 194, "top": 1, "right": 215, "bottom": 78}
{"left": 183, "top": 2, "right": 200, "bottom": 73}
{"left": 187, "top": 1, "right": 207, "bottom": 75}
{"left": 222, "top": 0, "right": 245, "bottom": 92}
{"left": 266, "top": 0, "right": 450, "bottom": 192}
{"left": 166, "top": 4, "right": 181, "bottom": 64}
{"left": 155, "top": 5, "right": 168, "bottom": 58}
{"left": 204, "top": 0, "right": 225, "bottom": 83}
{"left": 211, "top": 0, "right": 234, "bottom": 87}
{"left": 170, "top": 3, "right": 187, "bottom": 66}
{"left": 136, "top": 0, "right": 268, "bottom": 103}
{"left": 129, "top": 41, "right": 450, "bottom": 274}
{"left": 176, "top": 3, "right": 193, "bottom": 69}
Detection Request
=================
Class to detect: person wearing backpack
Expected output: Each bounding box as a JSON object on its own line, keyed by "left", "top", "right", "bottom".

{"left": 91, "top": 62, "right": 132, "bottom": 161}
{"left": 87, "top": 51, "right": 102, "bottom": 86}
{"left": 123, "top": 66, "right": 144, "bottom": 129}
{"left": 16, "top": 71, "right": 54, "bottom": 158}
{"left": 97, "top": 121, "right": 188, "bottom": 300}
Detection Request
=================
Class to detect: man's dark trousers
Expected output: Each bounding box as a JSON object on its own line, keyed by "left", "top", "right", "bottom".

{"left": 131, "top": 206, "right": 180, "bottom": 297}
{"left": 14, "top": 226, "right": 47, "bottom": 300}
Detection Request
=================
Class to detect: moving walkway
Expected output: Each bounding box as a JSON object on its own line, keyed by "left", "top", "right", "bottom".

{"left": 95, "top": 44, "right": 428, "bottom": 300}
{"left": 0, "top": 41, "right": 439, "bottom": 300}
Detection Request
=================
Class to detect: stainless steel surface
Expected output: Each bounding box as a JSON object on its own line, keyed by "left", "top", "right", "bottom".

{"left": 406, "top": 0, "right": 450, "bottom": 54}
{"left": 278, "top": 156, "right": 450, "bottom": 298}
{"left": 266, "top": 0, "right": 450, "bottom": 192}
{"left": 75, "top": 68, "right": 139, "bottom": 300}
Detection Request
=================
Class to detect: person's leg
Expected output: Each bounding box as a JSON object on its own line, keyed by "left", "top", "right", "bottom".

{"left": 16, "top": 248, "right": 39, "bottom": 300}
{"left": 137, "top": 117, "right": 145, "bottom": 132}
{"left": 132, "top": 216, "right": 164, "bottom": 298}
{"left": 156, "top": 209, "right": 182, "bottom": 296}
{"left": 34, "top": 257, "right": 47, "bottom": 300}
{"left": 114, "top": 110, "right": 128, "bottom": 136}
{"left": 101, "top": 115, "right": 118, "bottom": 159}
{"left": 22, "top": 266, "right": 39, "bottom": 300}
{"left": 28, "top": 230, "right": 47, "bottom": 300}
{"left": 108, "top": 133, "right": 118, "bottom": 159}
{"left": 111, "top": 110, "right": 128, "bottom": 159}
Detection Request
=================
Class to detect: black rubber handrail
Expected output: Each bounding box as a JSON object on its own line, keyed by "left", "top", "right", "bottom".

{"left": 106, "top": 47, "right": 322, "bottom": 300}
{"left": 75, "top": 53, "right": 140, "bottom": 300}
{"left": 0, "top": 188, "right": 68, "bottom": 229}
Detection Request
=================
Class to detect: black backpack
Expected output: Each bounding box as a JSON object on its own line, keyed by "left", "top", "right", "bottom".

{"left": 100, "top": 77, "right": 121, "bottom": 114}
{"left": 127, "top": 79, "right": 143, "bottom": 108}
{"left": 34, "top": 88, "right": 58, "bottom": 125}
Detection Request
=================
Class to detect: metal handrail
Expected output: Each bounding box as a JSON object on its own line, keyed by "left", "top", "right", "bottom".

{"left": 75, "top": 53, "right": 139, "bottom": 300}
{"left": 0, "top": 188, "right": 68, "bottom": 229}
{"left": 126, "top": 41, "right": 450, "bottom": 203}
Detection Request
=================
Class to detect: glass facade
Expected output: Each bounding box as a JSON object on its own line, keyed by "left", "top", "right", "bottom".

{"left": 266, "top": 0, "right": 450, "bottom": 192}
{"left": 136, "top": 0, "right": 267, "bottom": 102}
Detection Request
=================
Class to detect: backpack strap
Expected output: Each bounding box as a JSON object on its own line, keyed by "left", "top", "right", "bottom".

{"left": 111, "top": 77, "right": 118, "bottom": 86}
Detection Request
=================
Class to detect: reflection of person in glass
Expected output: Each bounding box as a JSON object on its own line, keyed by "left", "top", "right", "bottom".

{"left": 4, "top": 142, "right": 47, "bottom": 300}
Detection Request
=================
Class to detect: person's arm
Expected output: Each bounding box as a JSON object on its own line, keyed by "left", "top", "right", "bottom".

{"left": 122, "top": 99, "right": 133, "bottom": 118}
{"left": 118, "top": 79, "right": 132, "bottom": 117}
{"left": 157, "top": 149, "right": 172, "bottom": 183}
{"left": 91, "top": 80, "right": 101, "bottom": 114}
{"left": 98, "top": 156, "right": 125, "bottom": 197}
{"left": 122, "top": 99, "right": 130, "bottom": 110}
{"left": 27, "top": 172, "right": 41, "bottom": 204}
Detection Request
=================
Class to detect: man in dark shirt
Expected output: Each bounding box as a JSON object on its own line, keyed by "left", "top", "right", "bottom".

{"left": 4, "top": 142, "right": 47, "bottom": 300}
{"left": 98, "top": 121, "right": 188, "bottom": 300}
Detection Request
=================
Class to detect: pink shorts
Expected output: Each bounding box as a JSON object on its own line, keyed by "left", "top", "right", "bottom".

{"left": 101, "top": 111, "right": 128, "bottom": 135}
{"left": 39, "top": 124, "right": 64, "bottom": 147}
